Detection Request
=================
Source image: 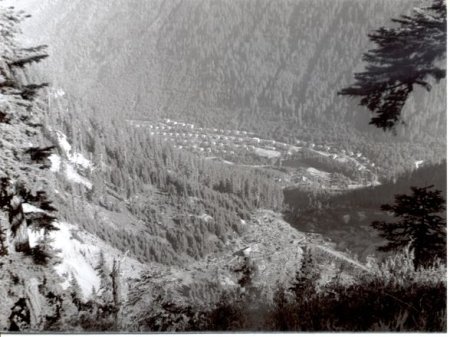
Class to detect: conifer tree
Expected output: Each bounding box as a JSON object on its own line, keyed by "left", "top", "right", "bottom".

{"left": 69, "top": 273, "right": 82, "bottom": 302}
{"left": 95, "top": 251, "right": 112, "bottom": 301}
{"left": 372, "top": 186, "right": 446, "bottom": 268}
{"left": 339, "top": 0, "right": 446, "bottom": 130}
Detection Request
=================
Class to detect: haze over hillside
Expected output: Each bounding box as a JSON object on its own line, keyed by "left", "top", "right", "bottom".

{"left": 17, "top": 0, "right": 445, "bottom": 135}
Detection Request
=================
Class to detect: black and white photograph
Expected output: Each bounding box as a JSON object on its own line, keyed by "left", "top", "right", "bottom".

{"left": 0, "top": 0, "right": 446, "bottom": 332}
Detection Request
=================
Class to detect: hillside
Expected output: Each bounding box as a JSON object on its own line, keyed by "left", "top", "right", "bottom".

{"left": 1, "top": 0, "right": 446, "bottom": 332}
{"left": 15, "top": 0, "right": 446, "bottom": 178}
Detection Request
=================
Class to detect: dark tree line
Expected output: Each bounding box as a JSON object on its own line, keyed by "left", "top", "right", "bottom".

{"left": 372, "top": 186, "right": 446, "bottom": 269}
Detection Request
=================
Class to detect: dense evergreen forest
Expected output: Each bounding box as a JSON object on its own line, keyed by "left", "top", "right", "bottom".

{"left": 38, "top": 95, "right": 284, "bottom": 264}
{"left": 22, "top": 0, "right": 446, "bottom": 179}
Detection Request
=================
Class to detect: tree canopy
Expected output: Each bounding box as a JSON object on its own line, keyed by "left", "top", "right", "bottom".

{"left": 372, "top": 186, "right": 446, "bottom": 268}
{"left": 339, "top": 0, "right": 446, "bottom": 131}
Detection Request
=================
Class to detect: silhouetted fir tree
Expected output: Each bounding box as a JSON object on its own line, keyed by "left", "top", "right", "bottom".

{"left": 372, "top": 186, "right": 446, "bottom": 269}
{"left": 8, "top": 53, "right": 48, "bottom": 68}
{"left": 339, "top": 0, "right": 446, "bottom": 130}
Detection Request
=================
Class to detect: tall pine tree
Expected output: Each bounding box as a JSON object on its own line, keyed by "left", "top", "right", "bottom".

{"left": 372, "top": 186, "right": 446, "bottom": 268}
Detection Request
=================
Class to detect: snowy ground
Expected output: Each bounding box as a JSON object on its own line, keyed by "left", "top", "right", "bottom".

{"left": 28, "top": 221, "right": 146, "bottom": 299}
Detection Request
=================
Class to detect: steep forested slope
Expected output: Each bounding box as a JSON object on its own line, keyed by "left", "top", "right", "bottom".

{"left": 40, "top": 93, "right": 284, "bottom": 265}
{"left": 16, "top": 0, "right": 446, "bottom": 177}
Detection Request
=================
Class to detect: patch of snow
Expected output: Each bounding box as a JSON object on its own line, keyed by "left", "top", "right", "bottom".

{"left": 52, "top": 225, "right": 99, "bottom": 298}
{"left": 71, "top": 152, "right": 93, "bottom": 170}
{"left": 28, "top": 222, "right": 145, "bottom": 300}
{"left": 55, "top": 131, "right": 93, "bottom": 170}
{"left": 56, "top": 131, "right": 72, "bottom": 155}
{"left": 415, "top": 160, "right": 424, "bottom": 169}
{"left": 48, "top": 154, "right": 61, "bottom": 172}
{"left": 22, "top": 203, "right": 46, "bottom": 214}
{"left": 53, "top": 88, "right": 66, "bottom": 98}
{"left": 65, "top": 164, "right": 92, "bottom": 189}
{"left": 27, "top": 224, "right": 98, "bottom": 299}
{"left": 28, "top": 228, "right": 45, "bottom": 248}
{"left": 243, "top": 246, "right": 252, "bottom": 256}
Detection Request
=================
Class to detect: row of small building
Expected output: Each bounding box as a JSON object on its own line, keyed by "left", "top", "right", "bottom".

{"left": 127, "top": 119, "right": 376, "bottom": 169}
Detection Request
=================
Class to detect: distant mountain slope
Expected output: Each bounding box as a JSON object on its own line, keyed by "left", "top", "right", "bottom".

{"left": 15, "top": 0, "right": 445, "bottom": 177}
